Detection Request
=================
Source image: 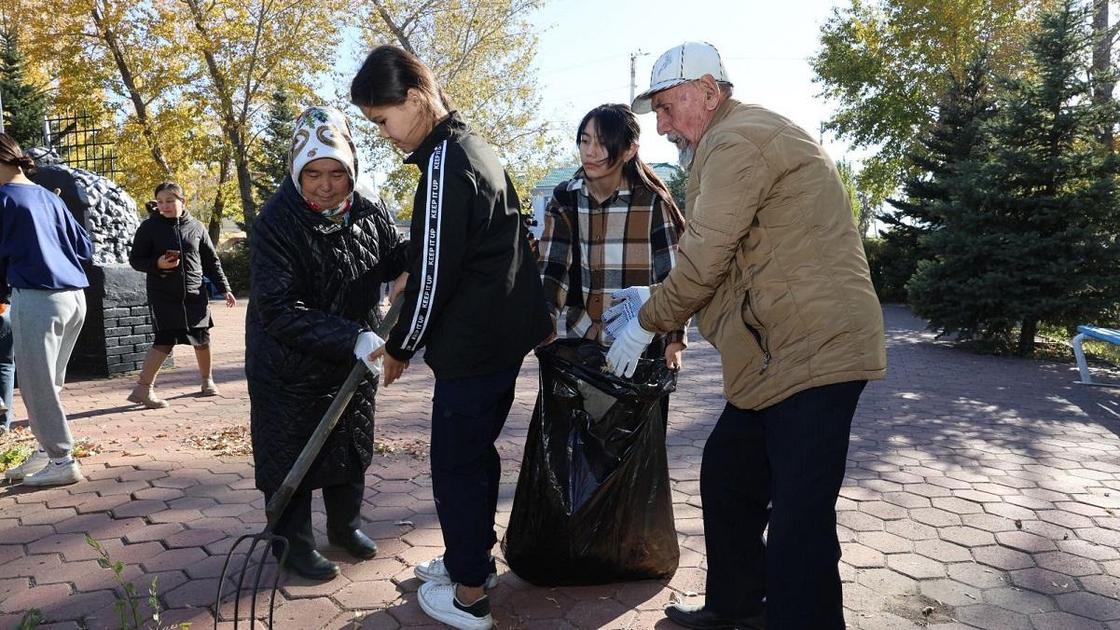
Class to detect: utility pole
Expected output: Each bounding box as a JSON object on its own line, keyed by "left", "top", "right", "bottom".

{"left": 629, "top": 50, "right": 649, "bottom": 104}
{"left": 0, "top": 89, "right": 5, "bottom": 134}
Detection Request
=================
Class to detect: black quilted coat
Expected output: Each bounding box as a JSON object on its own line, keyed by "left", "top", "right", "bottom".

{"left": 129, "top": 210, "right": 230, "bottom": 331}
{"left": 246, "top": 178, "right": 409, "bottom": 496}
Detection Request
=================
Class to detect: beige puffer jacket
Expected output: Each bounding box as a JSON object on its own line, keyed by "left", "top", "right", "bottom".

{"left": 639, "top": 99, "right": 886, "bottom": 410}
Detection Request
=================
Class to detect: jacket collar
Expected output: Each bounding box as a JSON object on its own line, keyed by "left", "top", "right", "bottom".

{"left": 404, "top": 111, "right": 466, "bottom": 166}
{"left": 702, "top": 97, "right": 740, "bottom": 141}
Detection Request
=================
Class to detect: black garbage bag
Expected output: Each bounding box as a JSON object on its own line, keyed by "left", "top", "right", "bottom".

{"left": 503, "top": 338, "right": 680, "bottom": 586}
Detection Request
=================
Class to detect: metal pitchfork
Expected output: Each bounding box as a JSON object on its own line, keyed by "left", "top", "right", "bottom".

{"left": 214, "top": 299, "right": 403, "bottom": 629}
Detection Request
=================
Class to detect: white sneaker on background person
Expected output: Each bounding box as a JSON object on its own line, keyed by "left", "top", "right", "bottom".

{"left": 417, "top": 581, "right": 493, "bottom": 630}
{"left": 23, "top": 458, "right": 83, "bottom": 486}
{"left": 4, "top": 449, "right": 49, "bottom": 481}
{"left": 414, "top": 555, "right": 499, "bottom": 590}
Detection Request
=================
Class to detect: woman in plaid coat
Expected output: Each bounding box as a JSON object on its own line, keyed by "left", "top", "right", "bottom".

{"left": 537, "top": 103, "right": 688, "bottom": 365}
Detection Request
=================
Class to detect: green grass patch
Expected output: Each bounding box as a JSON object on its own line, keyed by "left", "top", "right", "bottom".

{"left": 1037, "top": 324, "right": 1119, "bottom": 366}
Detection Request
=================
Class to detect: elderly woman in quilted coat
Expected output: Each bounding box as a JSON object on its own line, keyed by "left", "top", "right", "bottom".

{"left": 246, "top": 106, "right": 409, "bottom": 581}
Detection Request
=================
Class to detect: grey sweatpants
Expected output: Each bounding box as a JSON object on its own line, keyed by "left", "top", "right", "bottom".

{"left": 11, "top": 287, "right": 86, "bottom": 458}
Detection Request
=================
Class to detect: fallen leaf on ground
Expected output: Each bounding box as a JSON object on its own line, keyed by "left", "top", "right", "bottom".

{"left": 183, "top": 425, "right": 253, "bottom": 457}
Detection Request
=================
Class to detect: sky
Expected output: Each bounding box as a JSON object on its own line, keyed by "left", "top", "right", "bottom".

{"left": 530, "top": 0, "right": 854, "bottom": 167}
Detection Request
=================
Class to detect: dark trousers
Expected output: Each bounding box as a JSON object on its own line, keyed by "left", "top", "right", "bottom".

{"left": 430, "top": 363, "right": 521, "bottom": 588}
{"left": 269, "top": 479, "right": 364, "bottom": 557}
{"left": 702, "top": 380, "right": 866, "bottom": 630}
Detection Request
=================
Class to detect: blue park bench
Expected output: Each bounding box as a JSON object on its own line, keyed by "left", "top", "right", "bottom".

{"left": 1071, "top": 325, "right": 1120, "bottom": 388}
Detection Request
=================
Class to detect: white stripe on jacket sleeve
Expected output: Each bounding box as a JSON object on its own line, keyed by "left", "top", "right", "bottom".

{"left": 402, "top": 140, "right": 447, "bottom": 351}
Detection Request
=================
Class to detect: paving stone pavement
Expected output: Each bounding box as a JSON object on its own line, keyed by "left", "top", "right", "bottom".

{"left": 0, "top": 303, "right": 1119, "bottom": 629}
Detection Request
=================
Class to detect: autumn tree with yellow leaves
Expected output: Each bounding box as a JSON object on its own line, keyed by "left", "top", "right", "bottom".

{"left": 6, "top": 0, "right": 557, "bottom": 235}
{"left": 356, "top": 0, "right": 561, "bottom": 218}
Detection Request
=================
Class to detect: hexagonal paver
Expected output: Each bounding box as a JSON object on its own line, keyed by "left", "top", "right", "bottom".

{"left": 1037, "top": 551, "right": 1104, "bottom": 577}
{"left": 973, "top": 545, "right": 1035, "bottom": 571}
{"left": 883, "top": 492, "right": 931, "bottom": 509}
{"left": 887, "top": 553, "right": 946, "bottom": 579}
{"left": 954, "top": 603, "right": 1033, "bottom": 630}
{"left": 860, "top": 501, "right": 909, "bottom": 520}
{"left": 911, "top": 507, "right": 962, "bottom": 528}
{"left": 932, "top": 497, "right": 985, "bottom": 515}
{"left": 984, "top": 586, "right": 1056, "bottom": 613}
{"left": 885, "top": 519, "right": 939, "bottom": 541}
{"left": 860, "top": 530, "right": 912, "bottom": 554}
{"left": 948, "top": 562, "right": 1009, "bottom": 589}
{"left": 140, "top": 548, "right": 208, "bottom": 574}
{"left": 920, "top": 578, "right": 983, "bottom": 607}
{"left": 1056, "top": 591, "right": 1120, "bottom": 621}
{"left": 836, "top": 510, "right": 885, "bottom": 532}
{"left": 914, "top": 539, "right": 972, "bottom": 563}
{"left": 1029, "top": 611, "right": 1107, "bottom": 630}
{"left": 995, "top": 530, "right": 1058, "bottom": 553}
{"left": 855, "top": 568, "right": 917, "bottom": 596}
{"left": 940, "top": 525, "right": 997, "bottom": 548}
{"left": 1059, "top": 539, "right": 1120, "bottom": 561}
{"left": 124, "top": 523, "right": 184, "bottom": 544}
{"left": 841, "top": 543, "right": 885, "bottom": 569}
{"left": 1010, "top": 567, "right": 1078, "bottom": 595}
{"left": 961, "top": 513, "right": 1020, "bottom": 532}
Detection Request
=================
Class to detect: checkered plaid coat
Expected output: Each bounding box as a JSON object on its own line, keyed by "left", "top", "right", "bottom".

{"left": 538, "top": 175, "right": 685, "bottom": 345}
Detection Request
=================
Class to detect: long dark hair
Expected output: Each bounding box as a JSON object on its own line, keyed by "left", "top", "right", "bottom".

{"left": 350, "top": 45, "right": 452, "bottom": 111}
{"left": 576, "top": 104, "right": 684, "bottom": 233}
{"left": 0, "top": 133, "right": 35, "bottom": 171}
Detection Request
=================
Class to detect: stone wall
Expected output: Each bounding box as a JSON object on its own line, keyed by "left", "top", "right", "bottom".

{"left": 71, "top": 264, "right": 171, "bottom": 377}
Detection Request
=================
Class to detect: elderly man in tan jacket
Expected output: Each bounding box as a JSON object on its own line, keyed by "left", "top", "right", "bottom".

{"left": 605, "top": 42, "right": 886, "bottom": 630}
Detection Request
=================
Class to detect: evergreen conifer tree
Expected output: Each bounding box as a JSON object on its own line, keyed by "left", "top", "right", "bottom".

{"left": 880, "top": 50, "right": 997, "bottom": 302}
{"left": 0, "top": 30, "right": 48, "bottom": 149}
{"left": 909, "top": 0, "right": 1120, "bottom": 355}
{"left": 252, "top": 87, "right": 298, "bottom": 199}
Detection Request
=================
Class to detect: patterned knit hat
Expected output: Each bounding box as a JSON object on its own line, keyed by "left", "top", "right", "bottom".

{"left": 288, "top": 106, "right": 360, "bottom": 196}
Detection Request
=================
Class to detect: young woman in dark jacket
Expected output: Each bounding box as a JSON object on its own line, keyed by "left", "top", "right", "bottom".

{"left": 127, "top": 182, "right": 234, "bottom": 408}
{"left": 352, "top": 45, "right": 551, "bottom": 630}
{"left": 246, "top": 106, "right": 410, "bottom": 582}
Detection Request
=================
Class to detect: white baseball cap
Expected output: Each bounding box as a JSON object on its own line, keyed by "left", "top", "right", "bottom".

{"left": 631, "top": 41, "right": 732, "bottom": 114}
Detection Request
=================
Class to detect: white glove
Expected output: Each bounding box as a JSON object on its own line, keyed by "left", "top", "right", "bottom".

{"left": 354, "top": 331, "right": 385, "bottom": 375}
{"left": 606, "top": 317, "right": 656, "bottom": 378}
{"left": 602, "top": 286, "right": 651, "bottom": 340}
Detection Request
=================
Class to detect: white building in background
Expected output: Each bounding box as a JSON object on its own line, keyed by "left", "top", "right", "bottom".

{"left": 527, "top": 162, "right": 684, "bottom": 238}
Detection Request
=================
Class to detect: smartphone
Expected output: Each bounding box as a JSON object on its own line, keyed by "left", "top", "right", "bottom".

{"left": 164, "top": 249, "right": 181, "bottom": 260}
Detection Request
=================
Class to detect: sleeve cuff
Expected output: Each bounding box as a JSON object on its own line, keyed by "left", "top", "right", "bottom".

{"left": 385, "top": 342, "right": 416, "bottom": 362}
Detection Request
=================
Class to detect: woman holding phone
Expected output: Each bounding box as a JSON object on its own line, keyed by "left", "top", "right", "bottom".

{"left": 127, "top": 181, "right": 235, "bottom": 408}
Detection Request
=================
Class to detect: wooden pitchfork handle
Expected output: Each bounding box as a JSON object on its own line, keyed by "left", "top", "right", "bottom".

{"left": 264, "top": 298, "right": 404, "bottom": 528}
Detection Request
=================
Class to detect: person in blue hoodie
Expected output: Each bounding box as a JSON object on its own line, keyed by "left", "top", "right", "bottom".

{"left": 0, "top": 132, "right": 92, "bottom": 487}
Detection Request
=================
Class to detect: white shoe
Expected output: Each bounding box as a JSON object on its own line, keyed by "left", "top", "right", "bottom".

{"left": 23, "top": 459, "right": 83, "bottom": 486}
{"left": 5, "top": 449, "right": 49, "bottom": 481}
{"left": 417, "top": 581, "right": 493, "bottom": 630}
{"left": 414, "top": 555, "right": 499, "bottom": 590}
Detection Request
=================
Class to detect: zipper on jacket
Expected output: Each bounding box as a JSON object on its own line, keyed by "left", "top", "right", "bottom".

{"left": 742, "top": 293, "right": 772, "bottom": 373}
{"left": 177, "top": 220, "right": 188, "bottom": 325}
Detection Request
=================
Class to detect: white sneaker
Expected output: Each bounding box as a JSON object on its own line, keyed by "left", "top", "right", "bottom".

{"left": 5, "top": 449, "right": 49, "bottom": 481}
{"left": 23, "top": 459, "right": 83, "bottom": 486}
{"left": 414, "top": 555, "right": 499, "bottom": 590}
{"left": 417, "top": 581, "right": 492, "bottom": 630}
